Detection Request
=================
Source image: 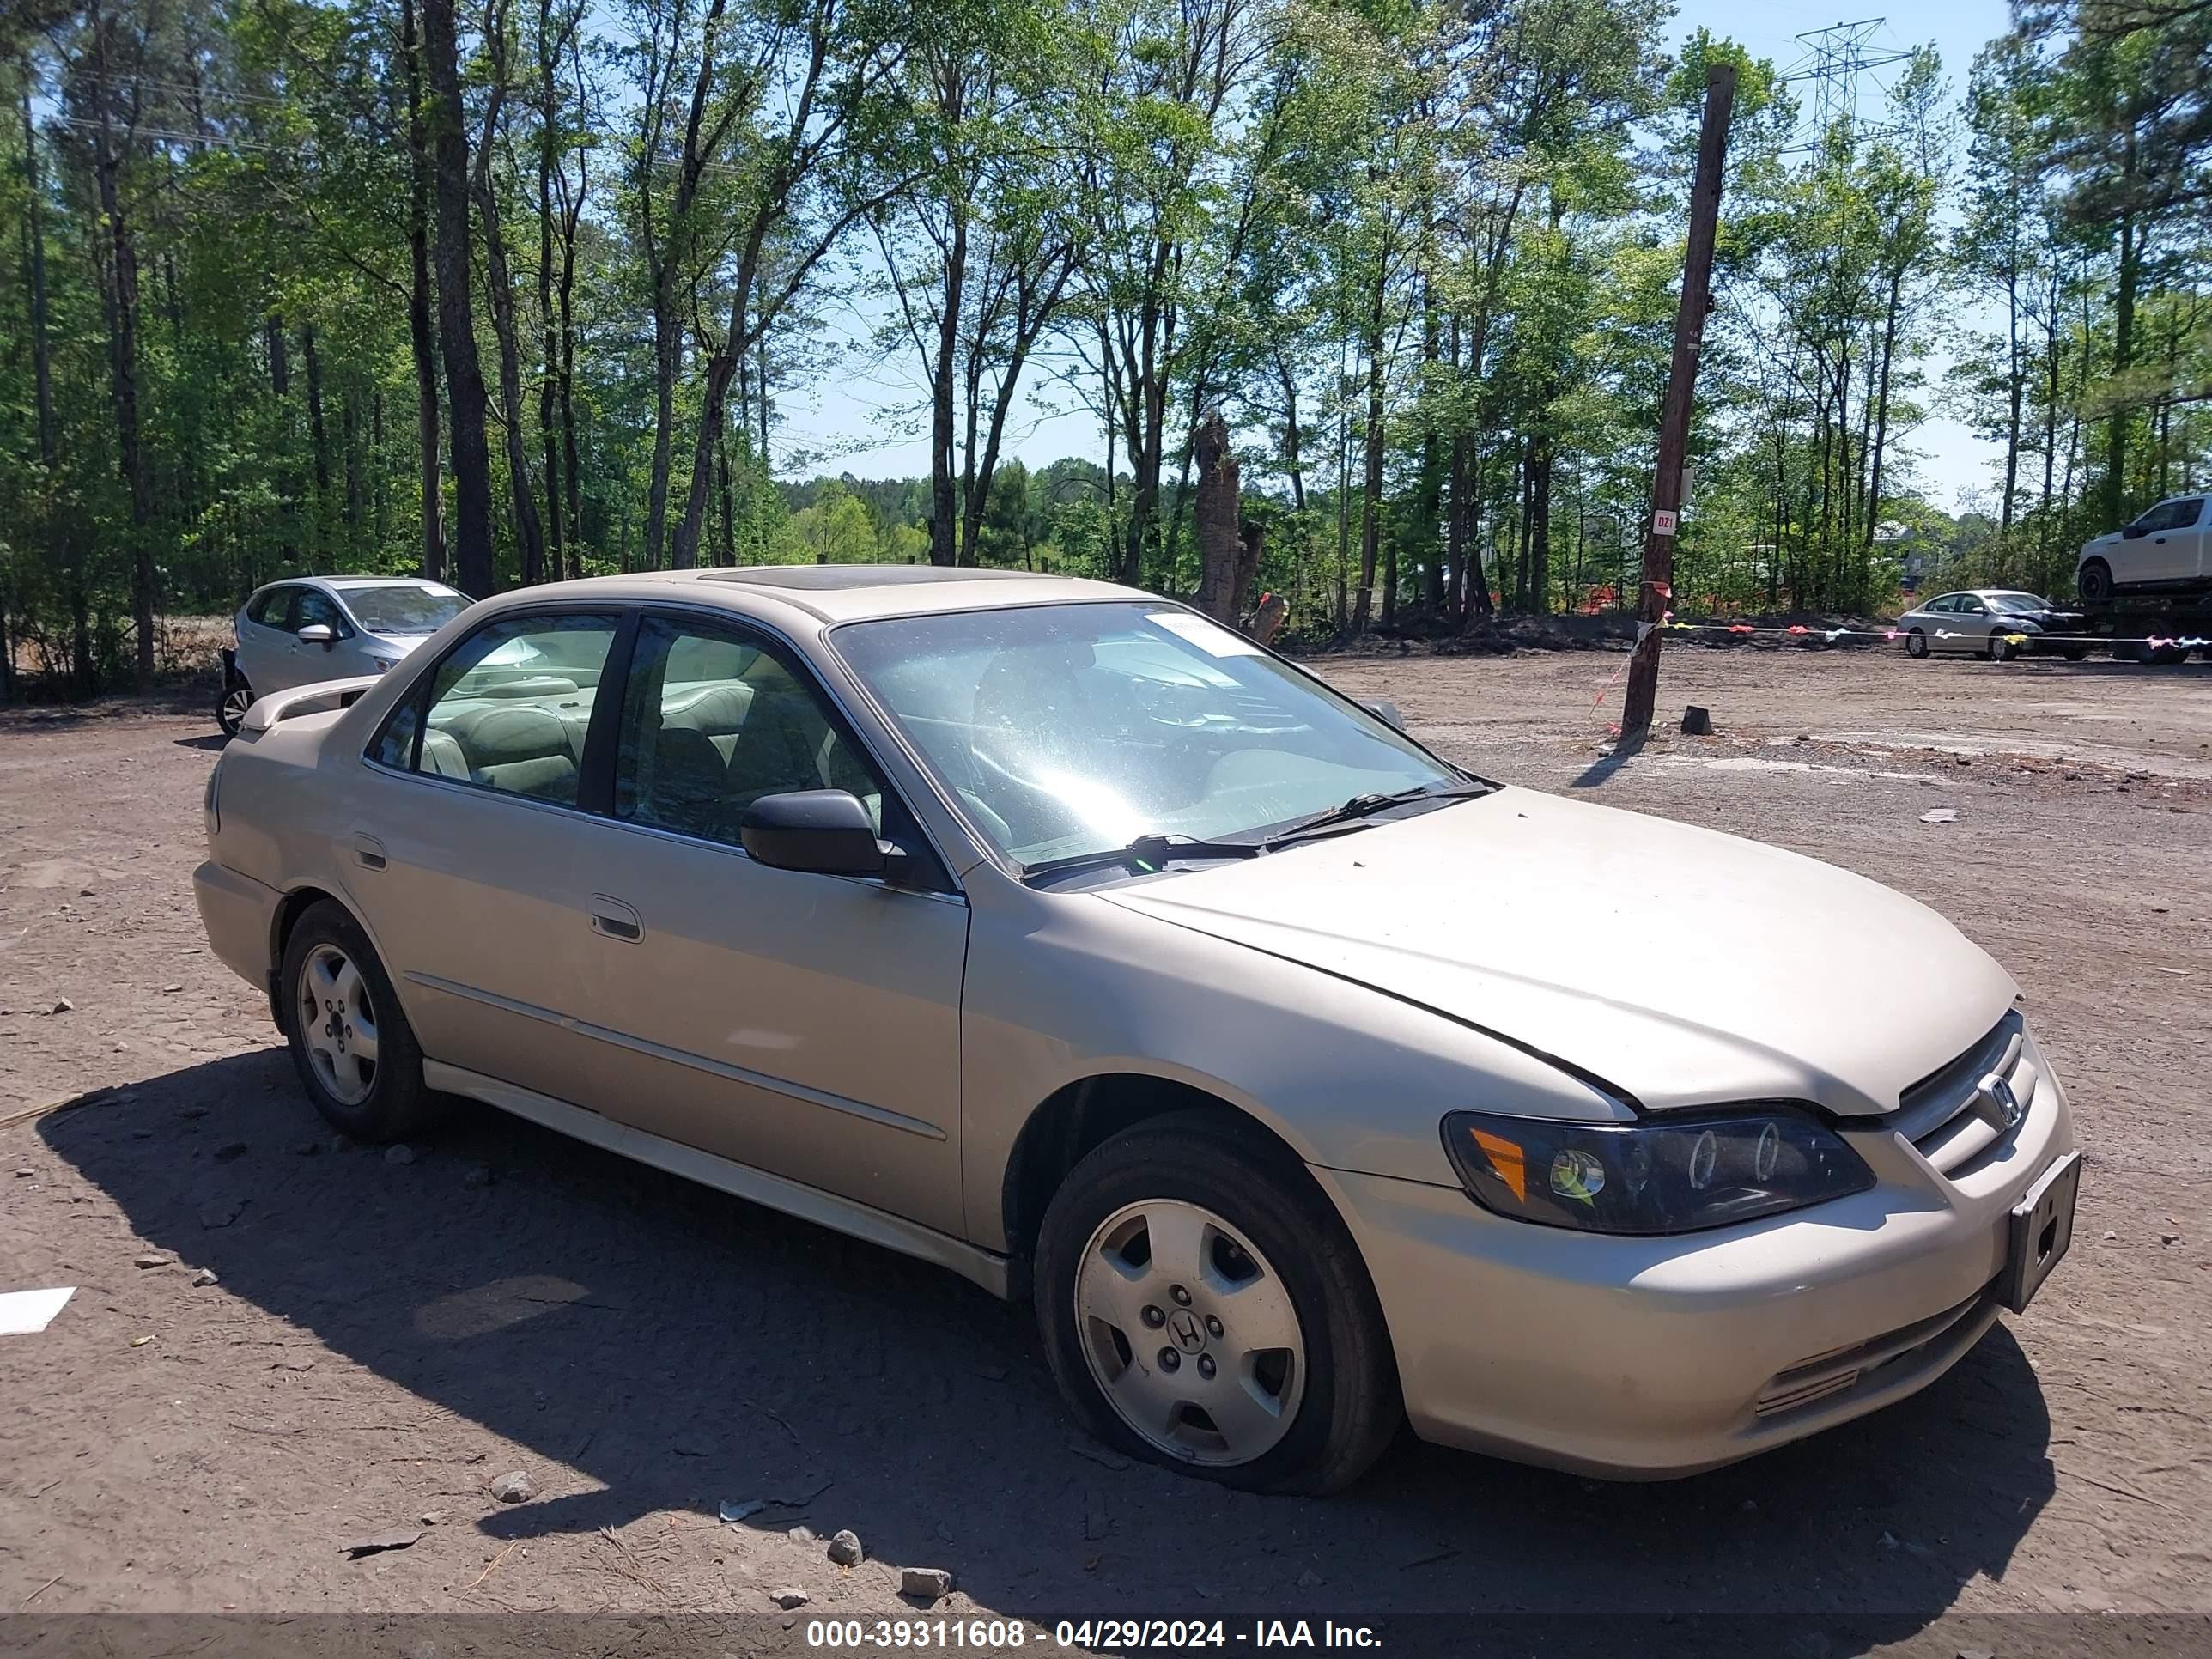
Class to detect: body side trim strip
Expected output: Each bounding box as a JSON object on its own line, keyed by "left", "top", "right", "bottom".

{"left": 404, "top": 970, "right": 948, "bottom": 1141}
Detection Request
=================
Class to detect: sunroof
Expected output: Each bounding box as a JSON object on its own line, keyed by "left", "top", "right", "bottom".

{"left": 700, "top": 564, "right": 1048, "bottom": 590}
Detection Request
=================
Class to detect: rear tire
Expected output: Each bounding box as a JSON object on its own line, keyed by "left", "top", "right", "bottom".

{"left": 1033, "top": 1110, "right": 1401, "bottom": 1495}
{"left": 278, "top": 900, "right": 439, "bottom": 1141}
{"left": 217, "top": 678, "right": 252, "bottom": 738}
{"left": 2079, "top": 558, "right": 2113, "bottom": 602}
{"left": 1905, "top": 629, "right": 1929, "bottom": 659}
{"left": 2063, "top": 648, "right": 2089, "bottom": 662}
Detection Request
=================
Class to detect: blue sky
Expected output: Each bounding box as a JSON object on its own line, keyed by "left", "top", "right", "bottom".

{"left": 781, "top": 0, "right": 2017, "bottom": 517}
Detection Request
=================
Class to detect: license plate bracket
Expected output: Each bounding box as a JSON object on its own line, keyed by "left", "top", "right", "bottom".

{"left": 2002, "top": 1151, "right": 2081, "bottom": 1314}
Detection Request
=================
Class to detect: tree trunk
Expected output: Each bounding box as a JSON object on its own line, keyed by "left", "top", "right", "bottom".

{"left": 1275, "top": 351, "right": 1305, "bottom": 513}
{"left": 2104, "top": 136, "right": 2139, "bottom": 529}
{"left": 475, "top": 137, "right": 547, "bottom": 586}
{"left": 1419, "top": 288, "right": 1444, "bottom": 613}
{"left": 88, "top": 0, "right": 156, "bottom": 688}
{"left": 1352, "top": 280, "right": 1387, "bottom": 633}
{"left": 421, "top": 0, "right": 496, "bottom": 596}
{"left": 1863, "top": 265, "right": 1904, "bottom": 578}
{"left": 401, "top": 0, "right": 447, "bottom": 582}
{"left": 18, "top": 66, "right": 58, "bottom": 698}
{"left": 1192, "top": 410, "right": 1241, "bottom": 623}
{"left": 715, "top": 433, "right": 738, "bottom": 568}
{"left": 1527, "top": 427, "right": 1553, "bottom": 616}
{"left": 928, "top": 207, "right": 967, "bottom": 568}
{"left": 302, "top": 323, "right": 331, "bottom": 514}
{"left": 644, "top": 283, "right": 679, "bottom": 571}
{"left": 537, "top": 0, "right": 565, "bottom": 580}
{"left": 343, "top": 387, "right": 364, "bottom": 528}
{"left": 639, "top": 0, "right": 731, "bottom": 571}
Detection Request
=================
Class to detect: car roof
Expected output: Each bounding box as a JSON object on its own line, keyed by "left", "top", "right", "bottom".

{"left": 252, "top": 575, "right": 456, "bottom": 594}
{"left": 469, "top": 565, "right": 1142, "bottom": 626}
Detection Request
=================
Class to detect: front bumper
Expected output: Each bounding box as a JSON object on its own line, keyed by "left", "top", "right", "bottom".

{"left": 1316, "top": 1037, "right": 2077, "bottom": 1480}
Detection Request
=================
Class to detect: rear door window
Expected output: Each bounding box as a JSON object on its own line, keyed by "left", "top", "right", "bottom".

{"left": 369, "top": 612, "right": 622, "bottom": 809}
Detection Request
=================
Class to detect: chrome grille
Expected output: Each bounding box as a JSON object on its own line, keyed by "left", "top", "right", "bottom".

{"left": 1895, "top": 1011, "right": 2034, "bottom": 1178}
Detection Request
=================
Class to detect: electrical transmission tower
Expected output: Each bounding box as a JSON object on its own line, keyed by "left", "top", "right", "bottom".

{"left": 1783, "top": 19, "right": 1914, "bottom": 148}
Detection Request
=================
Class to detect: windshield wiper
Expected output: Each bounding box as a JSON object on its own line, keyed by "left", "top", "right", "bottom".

{"left": 1021, "top": 833, "right": 1267, "bottom": 884}
{"left": 1258, "top": 781, "right": 1494, "bottom": 848}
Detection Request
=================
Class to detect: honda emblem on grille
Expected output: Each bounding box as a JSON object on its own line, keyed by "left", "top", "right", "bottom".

{"left": 1971, "top": 1072, "right": 2022, "bottom": 1132}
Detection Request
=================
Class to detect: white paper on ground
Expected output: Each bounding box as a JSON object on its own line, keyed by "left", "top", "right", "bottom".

{"left": 0, "top": 1286, "right": 76, "bottom": 1335}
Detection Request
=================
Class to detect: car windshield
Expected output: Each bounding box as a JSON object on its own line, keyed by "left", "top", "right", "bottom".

{"left": 341, "top": 585, "right": 469, "bottom": 635}
{"left": 1984, "top": 593, "right": 2049, "bottom": 613}
{"left": 830, "top": 600, "right": 1471, "bottom": 868}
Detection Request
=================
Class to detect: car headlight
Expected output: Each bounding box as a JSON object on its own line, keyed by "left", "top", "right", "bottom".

{"left": 2013, "top": 619, "right": 2043, "bottom": 633}
{"left": 1441, "top": 1106, "right": 1875, "bottom": 1235}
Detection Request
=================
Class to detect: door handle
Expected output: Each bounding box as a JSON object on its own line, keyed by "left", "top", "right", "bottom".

{"left": 590, "top": 895, "right": 642, "bottom": 942}
{"left": 353, "top": 833, "right": 387, "bottom": 872}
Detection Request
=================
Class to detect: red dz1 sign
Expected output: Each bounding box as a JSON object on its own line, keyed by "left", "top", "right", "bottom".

{"left": 1651, "top": 509, "right": 1679, "bottom": 538}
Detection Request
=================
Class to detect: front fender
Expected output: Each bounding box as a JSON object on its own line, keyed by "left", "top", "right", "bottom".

{"left": 957, "top": 878, "right": 1620, "bottom": 1251}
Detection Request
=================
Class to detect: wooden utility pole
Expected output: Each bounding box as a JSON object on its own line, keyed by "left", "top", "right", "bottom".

{"left": 1620, "top": 61, "right": 1736, "bottom": 744}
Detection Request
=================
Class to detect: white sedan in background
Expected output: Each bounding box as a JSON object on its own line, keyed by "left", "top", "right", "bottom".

{"left": 219, "top": 576, "right": 470, "bottom": 736}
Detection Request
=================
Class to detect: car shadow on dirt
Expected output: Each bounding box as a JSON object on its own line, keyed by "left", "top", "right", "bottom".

{"left": 43, "top": 1048, "right": 2056, "bottom": 1621}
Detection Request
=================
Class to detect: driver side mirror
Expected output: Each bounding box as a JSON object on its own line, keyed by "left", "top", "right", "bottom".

{"left": 740, "top": 789, "right": 902, "bottom": 881}
{"left": 1366, "top": 698, "right": 1407, "bottom": 732}
{"left": 297, "top": 623, "right": 337, "bottom": 647}
{"left": 2122, "top": 523, "right": 2149, "bottom": 539}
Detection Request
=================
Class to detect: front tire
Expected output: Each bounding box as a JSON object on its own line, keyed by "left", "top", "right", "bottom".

{"left": 2079, "top": 558, "right": 2113, "bottom": 602}
{"left": 217, "top": 678, "right": 252, "bottom": 738}
{"left": 1033, "top": 1111, "right": 1401, "bottom": 1495}
{"left": 278, "top": 900, "right": 439, "bottom": 1140}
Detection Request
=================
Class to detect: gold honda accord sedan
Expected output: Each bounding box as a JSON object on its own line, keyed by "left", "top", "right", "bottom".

{"left": 194, "top": 567, "right": 2081, "bottom": 1492}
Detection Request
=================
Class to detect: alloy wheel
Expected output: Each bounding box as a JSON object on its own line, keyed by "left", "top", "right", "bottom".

{"left": 1073, "top": 1199, "right": 1306, "bottom": 1467}
{"left": 219, "top": 684, "right": 253, "bottom": 736}
{"left": 298, "top": 942, "right": 379, "bottom": 1106}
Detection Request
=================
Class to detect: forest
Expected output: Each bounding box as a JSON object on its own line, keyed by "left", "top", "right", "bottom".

{"left": 1, "top": 0, "right": 2207, "bottom": 691}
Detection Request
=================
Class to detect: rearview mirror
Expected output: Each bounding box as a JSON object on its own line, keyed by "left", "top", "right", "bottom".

{"left": 297, "top": 623, "right": 337, "bottom": 646}
{"left": 740, "top": 789, "right": 890, "bottom": 878}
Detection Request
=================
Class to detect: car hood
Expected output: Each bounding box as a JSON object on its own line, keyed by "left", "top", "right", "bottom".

{"left": 1101, "top": 787, "right": 2017, "bottom": 1118}
{"left": 365, "top": 631, "right": 435, "bottom": 657}
{"left": 2083, "top": 531, "right": 2123, "bottom": 555}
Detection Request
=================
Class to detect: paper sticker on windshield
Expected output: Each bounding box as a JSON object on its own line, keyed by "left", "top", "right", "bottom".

{"left": 1147, "top": 611, "right": 1263, "bottom": 658}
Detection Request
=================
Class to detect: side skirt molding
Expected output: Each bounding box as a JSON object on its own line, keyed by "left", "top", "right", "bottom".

{"left": 422, "top": 1060, "right": 1012, "bottom": 1299}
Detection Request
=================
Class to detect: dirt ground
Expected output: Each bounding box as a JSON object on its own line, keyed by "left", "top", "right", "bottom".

{"left": 3, "top": 647, "right": 2209, "bottom": 1641}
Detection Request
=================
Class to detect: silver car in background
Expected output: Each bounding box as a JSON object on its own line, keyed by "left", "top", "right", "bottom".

{"left": 1896, "top": 589, "right": 2091, "bottom": 662}
{"left": 219, "top": 576, "right": 470, "bottom": 736}
{"left": 193, "top": 567, "right": 2081, "bottom": 1491}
